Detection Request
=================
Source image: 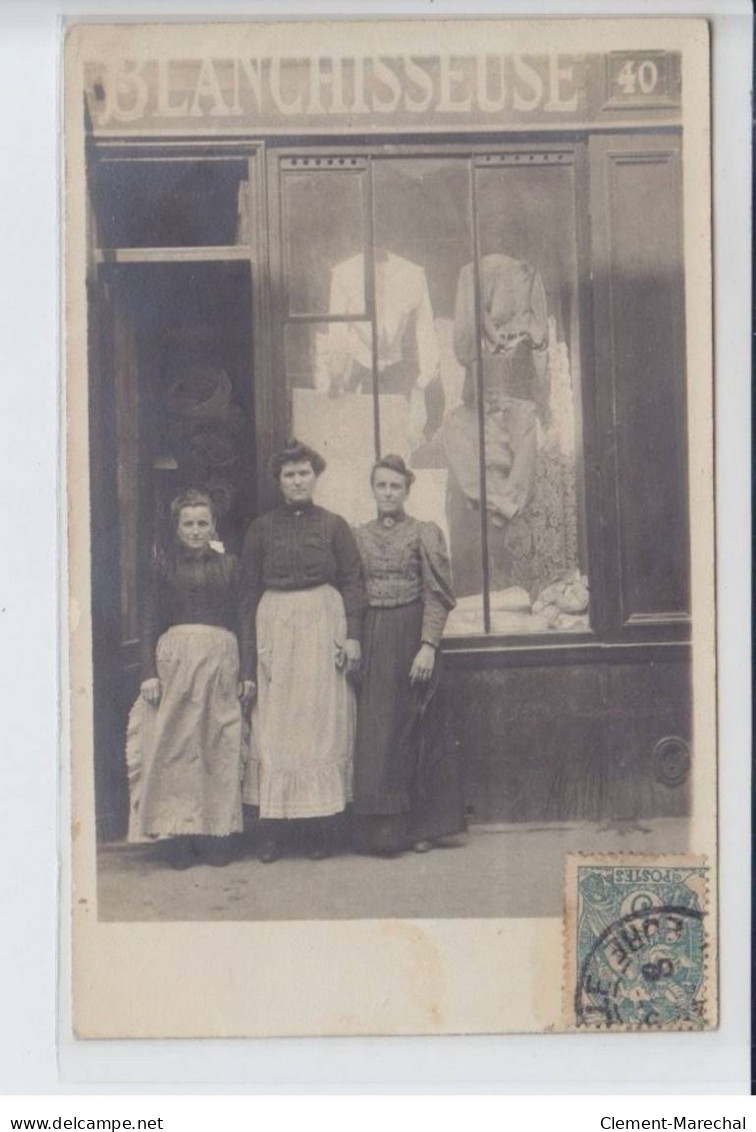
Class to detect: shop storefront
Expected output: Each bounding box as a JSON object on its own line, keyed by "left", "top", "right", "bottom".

{"left": 83, "top": 47, "right": 691, "bottom": 839}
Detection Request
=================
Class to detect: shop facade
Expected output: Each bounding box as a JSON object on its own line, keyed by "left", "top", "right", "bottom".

{"left": 82, "top": 47, "right": 691, "bottom": 840}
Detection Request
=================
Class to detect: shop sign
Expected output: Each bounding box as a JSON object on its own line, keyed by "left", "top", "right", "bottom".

{"left": 84, "top": 51, "right": 680, "bottom": 134}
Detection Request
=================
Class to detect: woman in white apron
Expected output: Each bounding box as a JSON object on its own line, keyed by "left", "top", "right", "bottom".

{"left": 239, "top": 440, "right": 364, "bottom": 862}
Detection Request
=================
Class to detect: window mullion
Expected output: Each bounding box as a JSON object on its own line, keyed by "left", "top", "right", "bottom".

{"left": 469, "top": 162, "right": 491, "bottom": 635}
{"left": 364, "top": 157, "right": 381, "bottom": 459}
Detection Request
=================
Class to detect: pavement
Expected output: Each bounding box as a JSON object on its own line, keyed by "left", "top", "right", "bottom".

{"left": 97, "top": 817, "right": 689, "bottom": 922}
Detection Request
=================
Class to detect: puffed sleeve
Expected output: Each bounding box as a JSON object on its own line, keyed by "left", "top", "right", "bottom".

{"left": 413, "top": 267, "right": 441, "bottom": 390}
{"left": 221, "top": 553, "right": 240, "bottom": 635}
{"left": 139, "top": 552, "right": 166, "bottom": 681}
{"left": 238, "top": 518, "right": 266, "bottom": 681}
{"left": 419, "top": 522, "right": 456, "bottom": 648}
{"left": 331, "top": 513, "right": 365, "bottom": 642}
{"left": 452, "top": 261, "right": 477, "bottom": 367}
{"left": 528, "top": 268, "right": 549, "bottom": 350}
{"left": 320, "top": 259, "right": 355, "bottom": 393}
{"left": 529, "top": 270, "right": 550, "bottom": 421}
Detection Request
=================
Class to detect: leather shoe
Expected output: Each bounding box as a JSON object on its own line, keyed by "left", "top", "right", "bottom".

{"left": 170, "top": 854, "right": 195, "bottom": 871}
{"left": 199, "top": 839, "right": 234, "bottom": 867}
{"left": 163, "top": 836, "right": 196, "bottom": 870}
{"left": 258, "top": 839, "right": 281, "bottom": 864}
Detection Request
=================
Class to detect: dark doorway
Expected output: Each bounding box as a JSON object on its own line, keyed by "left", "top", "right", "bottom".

{"left": 89, "top": 260, "right": 255, "bottom": 839}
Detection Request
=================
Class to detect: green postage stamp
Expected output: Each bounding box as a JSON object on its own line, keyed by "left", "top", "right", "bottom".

{"left": 564, "top": 855, "right": 712, "bottom": 1031}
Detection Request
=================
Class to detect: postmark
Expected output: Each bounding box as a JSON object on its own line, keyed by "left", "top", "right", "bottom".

{"left": 564, "top": 855, "right": 710, "bottom": 1030}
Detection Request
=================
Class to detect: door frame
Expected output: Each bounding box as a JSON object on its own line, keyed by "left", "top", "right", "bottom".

{"left": 87, "top": 140, "right": 268, "bottom": 839}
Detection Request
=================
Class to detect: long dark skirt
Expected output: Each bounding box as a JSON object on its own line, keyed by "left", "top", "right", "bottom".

{"left": 353, "top": 600, "right": 465, "bottom": 853}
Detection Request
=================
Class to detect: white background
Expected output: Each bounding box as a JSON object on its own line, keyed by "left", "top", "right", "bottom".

{"left": 0, "top": 0, "right": 750, "bottom": 1098}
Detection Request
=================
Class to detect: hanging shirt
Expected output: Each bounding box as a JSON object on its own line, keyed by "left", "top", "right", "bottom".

{"left": 449, "top": 254, "right": 549, "bottom": 524}
{"left": 453, "top": 253, "right": 548, "bottom": 366}
{"left": 321, "top": 252, "right": 440, "bottom": 391}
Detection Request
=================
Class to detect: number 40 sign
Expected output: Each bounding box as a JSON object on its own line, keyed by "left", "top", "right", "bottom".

{"left": 607, "top": 51, "right": 676, "bottom": 106}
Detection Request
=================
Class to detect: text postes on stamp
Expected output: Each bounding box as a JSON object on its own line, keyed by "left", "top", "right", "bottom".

{"left": 564, "top": 855, "right": 710, "bottom": 1031}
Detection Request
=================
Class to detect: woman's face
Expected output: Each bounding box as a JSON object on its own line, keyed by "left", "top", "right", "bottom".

{"left": 372, "top": 468, "right": 409, "bottom": 515}
{"left": 280, "top": 460, "right": 317, "bottom": 506}
{"left": 176, "top": 504, "right": 215, "bottom": 551}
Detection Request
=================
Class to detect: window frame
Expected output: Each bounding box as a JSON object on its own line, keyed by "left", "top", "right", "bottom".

{"left": 267, "top": 137, "right": 599, "bottom": 651}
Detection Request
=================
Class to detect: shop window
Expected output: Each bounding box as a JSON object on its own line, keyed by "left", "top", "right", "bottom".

{"left": 286, "top": 319, "right": 378, "bottom": 523}
{"left": 277, "top": 150, "right": 589, "bottom": 638}
{"left": 471, "top": 159, "right": 586, "bottom": 634}
{"left": 93, "top": 159, "right": 251, "bottom": 248}
{"left": 281, "top": 169, "right": 366, "bottom": 315}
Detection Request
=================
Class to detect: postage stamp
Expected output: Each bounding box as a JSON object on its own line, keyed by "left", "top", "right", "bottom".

{"left": 564, "top": 855, "right": 711, "bottom": 1031}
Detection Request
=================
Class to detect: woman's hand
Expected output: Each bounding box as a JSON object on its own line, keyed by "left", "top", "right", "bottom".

{"left": 140, "top": 678, "right": 162, "bottom": 706}
{"left": 409, "top": 643, "right": 436, "bottom": 685}
{"left": 239, "top": 680, "right": 257, "bottom": 711}
{"left": 343, "top": 638, "right": 362, "bottom": 681}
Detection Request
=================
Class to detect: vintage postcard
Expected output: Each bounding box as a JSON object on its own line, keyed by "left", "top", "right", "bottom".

{"left": 64, "top": 16, "right": 715, "bottom": 1037}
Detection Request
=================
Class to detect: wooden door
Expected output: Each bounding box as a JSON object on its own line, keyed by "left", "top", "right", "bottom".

{"left": 588, "top": 132, "right": 689, "bottom": 642}
{"left": 88, "top": 267, "right": 143, "bottom": 840}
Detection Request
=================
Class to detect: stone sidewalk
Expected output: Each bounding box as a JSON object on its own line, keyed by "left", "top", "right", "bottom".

{"left": 97, "top": 817, "right": 688, "bottom": 922}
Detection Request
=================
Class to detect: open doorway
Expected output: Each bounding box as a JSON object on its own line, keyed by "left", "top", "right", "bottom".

{"left": 89, "top": 259, "right": 255, "bottom": 839}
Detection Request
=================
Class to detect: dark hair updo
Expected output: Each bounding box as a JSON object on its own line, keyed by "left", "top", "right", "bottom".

{"left": 268, "top": 438, "right": 327, "bottom": 481}
{"left": 370, "top": 454, "right": 416, "bottom": 490}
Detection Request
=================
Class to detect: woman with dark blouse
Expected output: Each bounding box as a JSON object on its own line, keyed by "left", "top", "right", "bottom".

{"left": 353, "top": 455, "right": 466, "bottom": 855}
{"left": 239, "top": 440, "right": 364, "bottom": 862}
{"left": 127, "top": 489, "right": 244, "bottom": 869}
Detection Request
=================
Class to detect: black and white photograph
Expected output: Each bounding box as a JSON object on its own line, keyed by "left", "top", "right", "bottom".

{"left": 64, "top": 17, "right": 716, "bottom": 1038}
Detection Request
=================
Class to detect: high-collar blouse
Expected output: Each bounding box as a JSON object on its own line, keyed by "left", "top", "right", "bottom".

{"left": 238, "top": 503, "right": 365, "bottom": 680}
{"left": 324, "top": 252, "right": 440, "bottom": 390}
{"left": 354, "top": 513, "right": 456, "bottom": 648}
{"left": 140, "top": 546, "right": 239, "bottom": 679}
